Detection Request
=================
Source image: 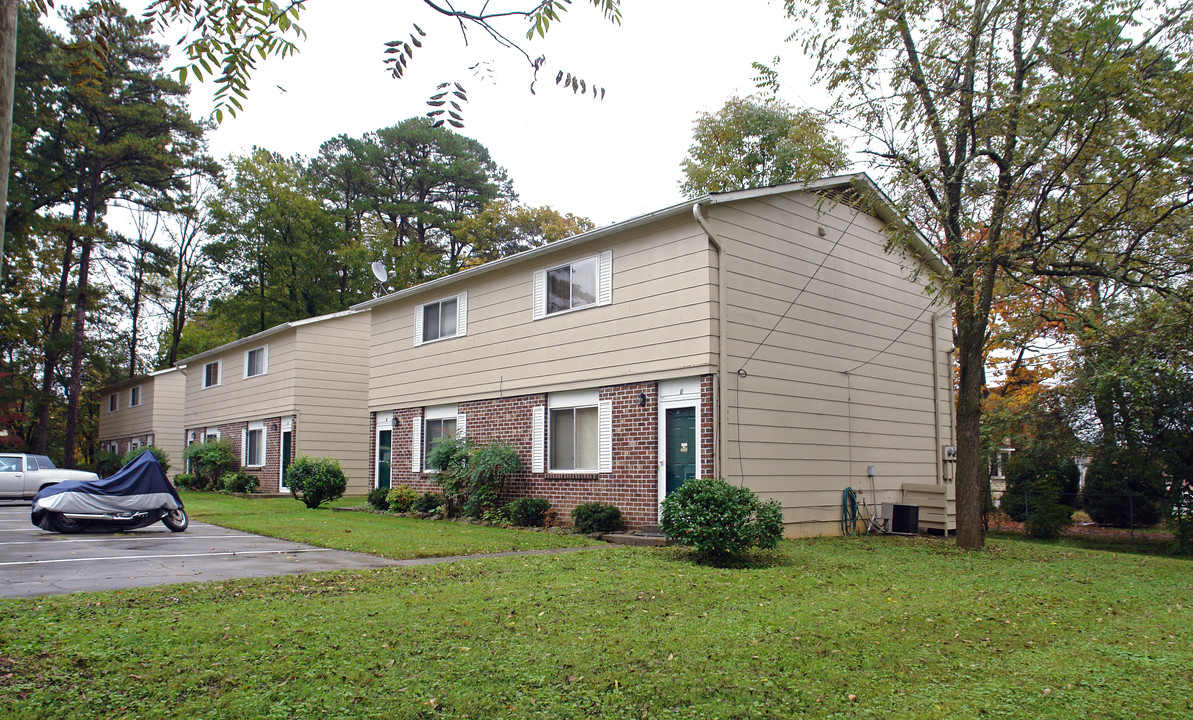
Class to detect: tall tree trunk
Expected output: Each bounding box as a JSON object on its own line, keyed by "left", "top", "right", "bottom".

{"left": 128, "top": 243, "right": 144, "bottom": 377}
{"left": 954, "top": 305, "right": 987, "bottom": 549}
{"left": 0, "top": 1, "right": 17, "bottom": 280}
{"left": 62, "top": 233, "right": 93, "bottom": 467}
{"left": 33, "top": 230, "right": 77, "bottom": 454}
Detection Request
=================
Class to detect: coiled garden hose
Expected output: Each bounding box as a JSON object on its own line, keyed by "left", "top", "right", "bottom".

{"left": 842, "top": 487, "right": 859, "bottom": 536}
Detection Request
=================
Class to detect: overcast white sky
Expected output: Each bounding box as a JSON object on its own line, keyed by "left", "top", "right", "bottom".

{"left": 165, "top": 0, "right": 836, "bottom": 226}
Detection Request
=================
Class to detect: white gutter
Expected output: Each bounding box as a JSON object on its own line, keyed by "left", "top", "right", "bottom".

{"left": 691, "top": 201, "right": 730, "bottom": 482}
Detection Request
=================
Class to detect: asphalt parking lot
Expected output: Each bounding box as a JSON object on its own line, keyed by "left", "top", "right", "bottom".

{"left": 0, "top": 502, "right": 406, "bottom": 598}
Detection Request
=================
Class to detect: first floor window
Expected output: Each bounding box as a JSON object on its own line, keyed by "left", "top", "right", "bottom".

{"left": 245, "top": 422, "right": 265, "bottom": 467}
{"left": 425, "top": 417, "right": 458, "bottom": 460}
{"left": 550, "top": 405, "right": 599, "bottom": 471}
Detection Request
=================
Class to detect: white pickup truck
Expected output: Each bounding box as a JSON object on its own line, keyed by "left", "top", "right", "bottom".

{"left": 0, "top": 453, "right": 100, "bottom": 500}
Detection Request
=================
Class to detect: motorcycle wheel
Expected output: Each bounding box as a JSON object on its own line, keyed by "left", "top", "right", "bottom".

{"left": 49, "top": 512, "right": 84, "bottom": 534}
{"left": 162, "top": 508, "right": 189, "bottom": 532}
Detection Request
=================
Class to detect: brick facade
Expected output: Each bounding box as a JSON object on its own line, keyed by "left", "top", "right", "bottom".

{"left": 102, "top": 435, "right": 156, "bottom": 458}
{"left": 184, "top": 415, "right": 296, "bottom": 493}
{"left": 373, "top": 376, "right": 716, "bottom": 530}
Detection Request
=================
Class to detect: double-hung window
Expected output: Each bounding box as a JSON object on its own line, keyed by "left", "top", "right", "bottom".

{"left": 245, "top": 346, "right": 268, "bottom": 378}
{"left": 108, "top": 393, "right": 117, "bottom": 412}
{"left": 129, "top": 386, "right": 142, "bottom": 408}
{"left": 536, "top": 390, "right": 612, "bottom": 473}
{"left": 410, "top": 405, "right": 466, "bottom": 473}
{"left": 244, "top": 421, "right": 265, "bottom": 467}
{"left": 533, "top": 251, "right": 612, "bottom": 320}
{"left": 414, "top": 292, "right": 467, "bottom": 346}
{"left": 204, "top": 360, "right": 221, "bottom": 388}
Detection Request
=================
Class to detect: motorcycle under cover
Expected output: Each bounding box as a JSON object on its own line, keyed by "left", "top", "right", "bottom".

{"left": 31, "top": 451, "right": 183, "bottom": 530}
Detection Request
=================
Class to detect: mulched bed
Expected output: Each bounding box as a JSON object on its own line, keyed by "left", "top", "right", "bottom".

{"left": 988, "top": 512, "right": 1175, "bottom": 542}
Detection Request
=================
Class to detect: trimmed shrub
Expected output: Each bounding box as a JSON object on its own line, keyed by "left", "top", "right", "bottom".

{"left": 386, "top": 485, "right": 419, "bottom": 512}
{"left": 220, "top": 469, "right": 259, "bottom": 494}
{"left": 183, "top": 440, "right": 239, "bottom": 491}
{"left": 121, "top": 445, "right": 171, "bottom": 475}
{"left": 661, "top": 477, "right": 784, "bottom": 558}
{"left": 366, "top": 488, "right": 390, "bottom": 511}
{"left": 413, "top": 492, "right": 446, "bottom": 513}
{"left": 287, "top": 456, "right": 348, "bottom": 509}
{"left": 173, "top": 473, "right": 199, "bottom": 490}
{"left": 461, "top": 442, "right": 523, "bottom": 517}
{"left": 571, "top": 502, "right": 622, "bottom": 534}
{"left": 92, "top": 450, "right": 122, "bottom": 478}
{"left": 509, "top": 497, "right": 551, "bottom": 527}
{"left": 1084, "top": 446, "right": 1166, "bottom": 527}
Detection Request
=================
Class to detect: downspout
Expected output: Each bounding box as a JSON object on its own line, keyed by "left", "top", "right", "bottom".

{"left": 692, "top": 201, "right": 729, "bottom": 481}
{"left": 931, "top": 311, "right": 943, "bottom": 485}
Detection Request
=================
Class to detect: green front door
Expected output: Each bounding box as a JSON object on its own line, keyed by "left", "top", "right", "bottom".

{"left": 377, "top": 429, "right": 392, "bottom": 489}
{"left": 665, "top": 407, "right": 697, "bottom": 496}
{"left": 280, "top": 430, "right": 293, "bottom": 492}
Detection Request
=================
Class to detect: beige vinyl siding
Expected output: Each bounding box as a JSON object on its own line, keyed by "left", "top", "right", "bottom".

{"left": 99, "top": 382, "right": 155, "bottom": 441}
{"left": 147, "top": 370, "right": 186, "bottom": 469}
{"left": 370, "top": 216, "right": 718, "bottom": 409}
{"left": 713, "top": 193, "right": 953, "bottom": 536}
{"left": 292, "top": 312, "right": 371, "bottom": 493}
{"left": 184, "top": 333, "right": 298, "bottom": 427}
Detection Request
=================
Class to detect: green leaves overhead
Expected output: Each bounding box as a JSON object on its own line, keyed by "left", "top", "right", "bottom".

{"left": 383, "top": 23, "right": 426, "bottom": 81}
{"left": 426, "top": 81, "right": 468, "bottom": 129}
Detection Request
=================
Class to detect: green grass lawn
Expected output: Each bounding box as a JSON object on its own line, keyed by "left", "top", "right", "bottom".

{"left": 180, "top": 492, "right": 598, "bottom": 559}
{"left": 2, "top": 527, "right": 1190, "bottom": 719}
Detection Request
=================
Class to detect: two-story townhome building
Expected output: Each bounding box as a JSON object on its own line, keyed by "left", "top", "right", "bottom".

{"left": 357, "top": 174, "right": 957, "bottom": 536}
{"left": 177, "top": 309, "right": 371, "bottom": 494}
{"left": 98, "top": 367, "right": 186, "bottom": 469}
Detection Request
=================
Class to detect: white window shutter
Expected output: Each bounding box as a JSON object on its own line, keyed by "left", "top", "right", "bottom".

{"left": 413, "top": 305, "right": 424, "bottom": 347}
{"left": 531, "top": 405, "right": 545, "bottom": 472}
{"left": 241, "top": 428, "right": 247, "bottom": 462}
{"left": 598, "top": 250, "right": 612, "bottom": 306}
{"left": 457, "top": 292, "right": 468, "bottom": 337}
{"left": 411, "top": 416, "right": 422, "bottom": 472}
{"left": 598, "top": 399, "right": 613, "bottom": 473}
{"left": 532, "top": 269, "right": 546, "bottom": 320}
{"left": 456, "top": 412, "right": 467, "bottom": 438}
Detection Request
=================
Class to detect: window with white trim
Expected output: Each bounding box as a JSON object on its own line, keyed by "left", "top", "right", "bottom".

{"left": 204, "top": 429, "right": 221, "bottom": 443}
{"left": 129, "top": 386, "right": 142, "bottom": 408}
{"left": 414, "top": 292, "right": 467, "bottom": 346}
{"left": 533, "top": 251, "right": 612, "bottom": 320}
{"left": 417, "top": 404, "right": 466, "bottom": 471}
{"left": 108, "top": 393, "right": 117, "bottom": 412}
{"left": 244, "top": 421, "right": 266, "bottom": 467}
{"left": 546, "top": 390, "right": 612, "bottom": 473}
{"left": 244, "top": 346, "right": 268, "bottom": 378}
{"left": 204, "top": 360, "right": 221, "bottom": 388}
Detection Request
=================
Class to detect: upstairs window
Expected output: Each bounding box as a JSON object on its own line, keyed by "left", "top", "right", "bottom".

{"left": 129, "top": 386, "right": 142, "bottom": 408}
{"left": 108, "top": 393, "right": 117, "bottom": 412}
{"left": 414, "top": 292, "right": 467, "bottom": 346}
{"left": 533, "top": 251, "right": 612, "bottom": 320}
{"left": 245, "top": 346, "right": 268, "bottom": 378}
{"left": 204, "top": 360, "right": 221, "bottom": 388}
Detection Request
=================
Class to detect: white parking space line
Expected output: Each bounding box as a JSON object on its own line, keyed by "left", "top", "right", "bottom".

{"left": 0, "top": 535, "right": 257, "bottom": 546}
{"left": 0, "top": 548, "right": 331, "bottom": 567}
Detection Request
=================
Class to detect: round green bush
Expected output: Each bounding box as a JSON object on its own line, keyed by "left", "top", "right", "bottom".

{"left": 121, "top": 445, "right": 171, "bottom": 476}
{"left": 509, "top": 497, "right": 551, "bottom": 527}
{"left": 413, "top": 492, "right": 446, "bottom": 513}
{"left": 182, "top": 440, "right": 239, "bottom": 491}
{"left": 571, "top": 502, "right": 622, "bottom": 534}
{"left": 387, "top": 485, "right": 419, "bottom": 512}
{"left": 220, "top": 469, "right": 259, "bottom": 494}
{"left": 661, "top": 478, "right": 784, "bottom": 558}
{"left": 173, "top": 473, "right": 199, "bottom": 490}
{"left": 287, "top": 456, "right": 348, "bottom": 509}
{"left": 366, "top": 487, "right": 390, "bottom": 511}
{"left": 92, "top": 450, "right": 122, "bottom": 478}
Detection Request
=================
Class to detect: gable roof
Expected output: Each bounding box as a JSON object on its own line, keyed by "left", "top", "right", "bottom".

{"left": 351, "top": 173, "right": 947, "bottom": 313}
{"left": 175, "top": 308, "right": 368, "bottom": 367}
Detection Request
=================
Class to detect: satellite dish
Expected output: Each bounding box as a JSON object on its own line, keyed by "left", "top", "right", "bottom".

{"left": 370, "top": 261, "right": 389, "bottom": 283}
